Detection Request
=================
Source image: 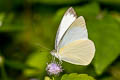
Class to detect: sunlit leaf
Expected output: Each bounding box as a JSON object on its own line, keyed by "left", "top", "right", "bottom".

{"left": 61, "top": 73, "right": 95, "bottom": 80}
{"left": 24, "top": 51, "right": 51, "bottom": 79}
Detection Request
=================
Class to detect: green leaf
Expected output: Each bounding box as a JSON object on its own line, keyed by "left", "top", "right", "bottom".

{"left": 61, "top": 73, "right": 95, "bottom": 80}
{"left": 23, "top": 51, "right": 51, "bottom": 78}
{"left": 90, "top": 14, "right": 120, "bottom": 75}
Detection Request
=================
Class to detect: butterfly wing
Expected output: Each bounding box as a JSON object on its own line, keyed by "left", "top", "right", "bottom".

{"left": 55, "top": 7, "right": 77, "bottom": 49}
{"left": 59, "top": 40, "right": 95, "bottom": 65}
{"left": 57, "top": 16, "right": 95, "bottom": 65}
{"left": 58, "top": 16, "right": 88, "bottom": 49}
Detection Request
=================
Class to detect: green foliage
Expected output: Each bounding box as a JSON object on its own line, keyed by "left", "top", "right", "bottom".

{"left": 24, "top": 51, "right": 51, "bottom": 78}
{"left": 90, "top": 14, "right": 120, "bottom": 75}
{"left": 61, "top": 73, "right": 95, "bottom": 80}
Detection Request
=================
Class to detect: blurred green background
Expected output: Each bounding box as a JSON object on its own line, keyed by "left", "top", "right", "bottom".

{"left": 0, "top": 0, "right": 120, "bottom": 80}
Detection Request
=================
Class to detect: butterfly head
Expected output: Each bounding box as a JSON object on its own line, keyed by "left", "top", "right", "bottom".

{"left": 51, "top": 49, "right": 61, "bottom": 59}
{"left": 51, "top": 49, "right": 57, "bottom": 55}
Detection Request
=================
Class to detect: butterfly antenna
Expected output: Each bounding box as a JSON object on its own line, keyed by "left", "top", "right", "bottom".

{"left": 34, "top": 43, "right": 51, "bottom": 51}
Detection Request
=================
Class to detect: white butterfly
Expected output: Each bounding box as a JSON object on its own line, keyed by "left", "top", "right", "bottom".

{"left": 51, "top": 7, "right": 95, "bottom": 65}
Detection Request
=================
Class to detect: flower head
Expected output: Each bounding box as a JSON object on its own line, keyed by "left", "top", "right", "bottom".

{"left": 46, "top": 62, "right": 63, "bottom": 75}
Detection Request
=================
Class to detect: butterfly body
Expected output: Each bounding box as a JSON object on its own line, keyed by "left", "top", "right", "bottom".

{"left": 51, "top": 7, "right": 95, "bottom": 65}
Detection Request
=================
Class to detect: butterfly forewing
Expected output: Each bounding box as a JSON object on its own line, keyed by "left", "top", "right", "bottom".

{"left": 55, "top": 7, "right": 77, "bottom": 50}
{"left": 59, "top": 16, "right": 88, "bottom": 49}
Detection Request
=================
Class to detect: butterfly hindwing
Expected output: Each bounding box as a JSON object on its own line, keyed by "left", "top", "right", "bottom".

{"left": 59, "top": 40, "right": 95, "bottom": 65}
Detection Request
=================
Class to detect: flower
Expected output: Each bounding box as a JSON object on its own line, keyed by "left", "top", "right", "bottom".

{"left": 46, "top": 62, "right": 63, "bottom": 75}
